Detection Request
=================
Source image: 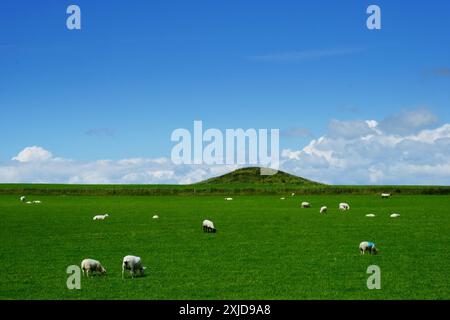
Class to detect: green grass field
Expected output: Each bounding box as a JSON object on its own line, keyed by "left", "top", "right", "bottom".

{"left": 0, "top": 193, "right": 449, "bottom": 299}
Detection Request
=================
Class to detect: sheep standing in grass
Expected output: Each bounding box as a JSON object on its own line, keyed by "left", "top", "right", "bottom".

{"left": 122, "top": 255, "right": 146, "bottom": 279}
{"left": 359, "top": 242, "right": 378, "bottom": 255}
{"left": 366, "top": 214, "right": 376, "bottom": 218}
{"left": 301, "top": 202, "right": 311, "bottom": 208}
{"left": 320, "top": 206, "right": 327, "bottom": 214}
{"left": 152, "top": 215, "right": 159, "bottom": 219}
{"left": 381, "top": 193, "right": 391, "bottom": 199}
{"left": 390, "top": 213, "right": 400, "bottom": 218}
{"left": 202, "top": 219, "right": 217, "bottom": 233}
{"left": 93, "top": 214, "right": 109, "bottom": 220}
{"left": 20, "top": 196, "right": 26, "bottom": 203}
{"left": 339, "top": 203, "right": 350, "bottom": 211}
{"left": 224, "top": 197, "right": 233, "bottom": 201}
{"left": 81, "top": 258, "right": 107, "bottom": 277}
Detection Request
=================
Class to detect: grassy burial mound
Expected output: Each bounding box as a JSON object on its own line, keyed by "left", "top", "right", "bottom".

{"left": 198, "top": 167, "right": 322, "bottom": 187}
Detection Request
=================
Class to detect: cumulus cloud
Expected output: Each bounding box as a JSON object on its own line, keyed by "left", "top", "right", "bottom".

{"left": 12, "top": 146, "right": 53, "bottom": 163}
{"left": 2, "top": 147, "right": 238, "bottom": 184}
{"left": 281, "top": 109, "right": 450, "bottom": 185}
{"left": 2, "top": 109, "right": 450, "bottom": 185}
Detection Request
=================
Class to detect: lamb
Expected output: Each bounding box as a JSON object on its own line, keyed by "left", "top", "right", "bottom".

{"left": 366, "top": 214, "right": 376, "bottom": 218}
{"left": 320, "top": 206, "right": 327, "bottom": 214}
{"left": 381, "top": 193, "right": 391, "bottom": 199}
{"left": 81, "top": 258, "right": 107, "bottom": 277}
{"left": 202, "top": 219, "right": 217, "bottom": 233}
{"left": 390, "top": 213, "right": 400, "bottom": 218}
{"left": 122, "top": 255, "right": 146, "bottom": 279}
{"left": 359, "top": 241, "right": 378, "bottom": 255}
{"left": 339, "top": 203, "right": 350, "bottom": 211}
{"left": 301, "top": 202, "right": 311, "bottom": 208}
{"left": 93, "top": 214, "right": 109, "bottom": 220}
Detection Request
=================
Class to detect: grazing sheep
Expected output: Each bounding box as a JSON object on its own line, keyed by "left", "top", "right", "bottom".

{"left": 381, "top": 193, "right": 391, "bottom": 199}
{"left": 359, "top": 241, "right": 378, "bottom": 255}
{"left": 122, "top": 255, "right": 146, "bottom": 279}
{"left": 224, "top": 197, "right": 233, "bottom": 201}
{"left": 390, "top": 213, "right": 400, "bottom": 218}
{"left": 339, "top": 203, "right": 350, "bottom": 211}
{"left": 202, "top": 219, "right": 217, "bottom": 233}
{"left": 366, "top": 214, "right": 376, "bottom": 218}
{"left": 93, "top": 214, "right": 109, "bottom": 220}
{"left": 25, "top": 201, "right": 32, "bottom": 204}
{"left": 320, "top": 206, "right": 327, "bottom": 214}
{"left": 20, "top": 196, "right": 26, "bottom": 202}
{"left": 152, "top": 215, "right": 159, "bottom": 219}
{"left": 291, "top": 193, "right": 295, "bottom": 197}
{"left": 81, "top": 258, "right": 107, "bottom": 277}
{"left": 32, "top": 200, "right": 41, "bottom": 204}
{"left": 301, "top": 202, "right": 311, "bottom": 208}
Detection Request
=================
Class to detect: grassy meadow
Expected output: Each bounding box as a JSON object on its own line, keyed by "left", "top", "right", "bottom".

{"left": 0, "top": 192, "right": 449, "bottom": 299}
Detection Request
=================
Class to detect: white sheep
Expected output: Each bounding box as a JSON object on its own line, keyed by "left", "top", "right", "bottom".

{"left": 81, "top": 258, "right": 107, "bottom": 277}
{"left": 122, "top": 255, "right": 146, "bottom": 279}
{"left": 93, "top": 214, "right": 109, "bottom": 220}
{"left": 26, "top": 201, "right": 32, "bottom": 204}
{"left": 202, "top": 219, "right": 216, "bottom": 233}
{"left": 152, "top": 215, "right": 159, "bottom": 219}
{"left": 32, "top": 200, "right": 41, "bottom": 204}
{"left": 381, "top": 193, "right": 391, "bottom": 199}
{"left": 301, "top": 202, "right": 311, "bottom": 208}
{"left": 280, "top": 197, "right": 285, "bottom": 200}
{"left": 20, "top": 196, "right": 26, "bottom": 202}
{"left": 359, "top": 241, "right": 378, "bottom": 255}
{"left": 320, "top": 206, "right": 327, "bottom": 214}
{"left": 291, "top": 193, "right": 295, "bottom": 197}
{"left": 339, "top": 203, "right": 350, "bottom": 211}
{"left": 390, "top": 213, "right": 400, "bottom": 218}
{"left": 366, "top": 213, "right": 376, "bottom": 218}
{"left": 224, "top": 197, "right": 233, "bottom": 201}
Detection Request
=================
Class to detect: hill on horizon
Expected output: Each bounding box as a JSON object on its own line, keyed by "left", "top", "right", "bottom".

{"left": 196, "top": 167, "right": 323, "bottom": 186}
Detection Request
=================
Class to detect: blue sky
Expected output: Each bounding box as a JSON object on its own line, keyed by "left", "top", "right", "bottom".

{"left": 1, "top": 1, "right": 450, "bottom": 184}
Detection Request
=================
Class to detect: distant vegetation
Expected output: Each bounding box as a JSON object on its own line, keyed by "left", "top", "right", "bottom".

{"left": 0, "top": 167, "right": 449, "bottom": 195}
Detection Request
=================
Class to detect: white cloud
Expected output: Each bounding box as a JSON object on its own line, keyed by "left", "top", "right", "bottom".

{"left": 2, "top": 109, "right": 450, "bottom": 185}
{"left": 12, "top": 146, "right": 53, "bottom": 163}
{"left": 281, "top": 109, "right": 450, "bottom": 185}
{"left": 1, "top": 148, "right": 234, "bottom": 184}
